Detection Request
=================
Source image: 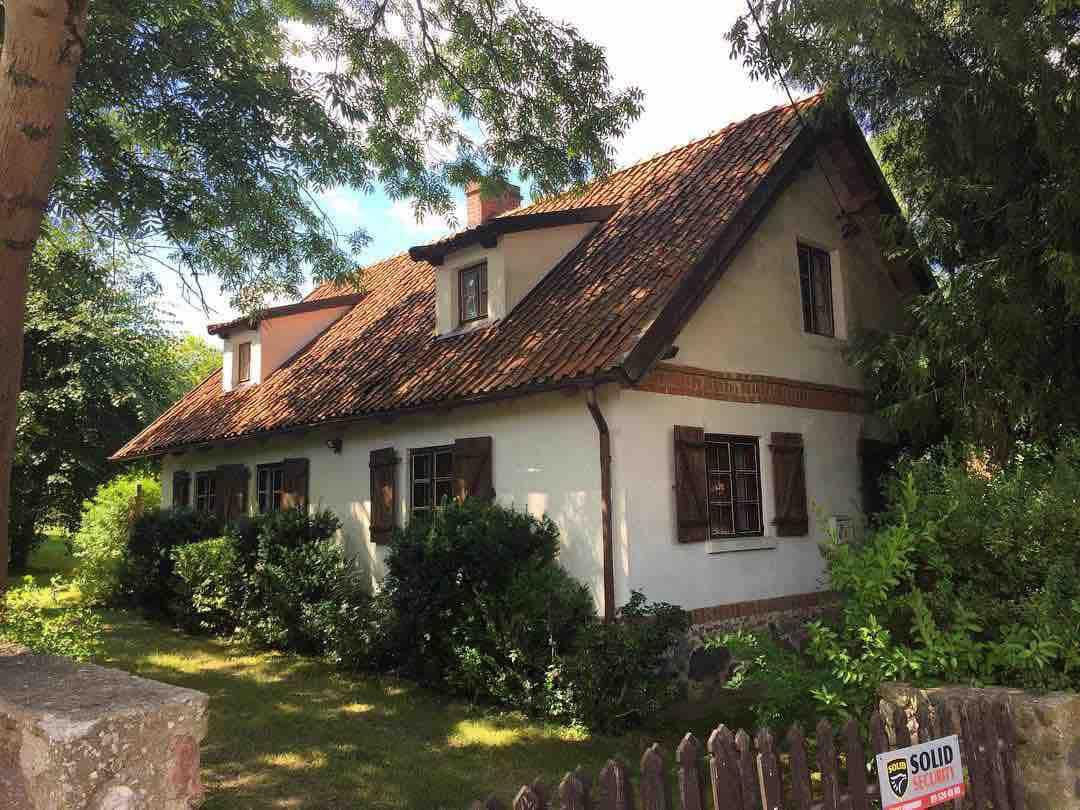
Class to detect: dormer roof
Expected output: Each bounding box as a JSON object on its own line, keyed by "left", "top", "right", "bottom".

{"left": 112, "top": 93, "right": 891, "bottom": 461}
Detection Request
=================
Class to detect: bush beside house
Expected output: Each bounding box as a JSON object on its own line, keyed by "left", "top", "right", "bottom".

{"left": 720, "top": 440, "right": 1080, "bottom": 728}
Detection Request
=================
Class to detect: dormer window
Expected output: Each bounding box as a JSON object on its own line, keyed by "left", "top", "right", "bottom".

{"left": 236, "top": 341, "right": 252, "bottom": 383}
{"left": 459, "top": 262, "right": 488, "bottom": 324}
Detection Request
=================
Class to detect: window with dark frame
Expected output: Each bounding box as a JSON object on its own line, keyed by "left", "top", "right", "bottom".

{"left": 798, "top": 243, "right": 835, "bottom": 337}
{"left": 458, "top": 262, "right": 488, "bottom": 324}
{"left": 194, "top": 471, "right": 216, "bottom": 514}
{"left": 410, "top": 446, "right": 454, "bottom": 517}
{"left": 704, "top": 434, "right": 763, "bottom": 538}
{"left": 236, "top": 341, "right": 252, "bottom": 383}
{"left": 257, "top": 463, "right": 285, "bottom": 513}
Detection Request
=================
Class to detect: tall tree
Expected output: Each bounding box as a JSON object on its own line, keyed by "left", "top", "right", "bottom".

{"left": 0, "top": 0, "right": 642, "bottom": 589}
{"left": 12, "top": 227, "right": 202, "bottom": 569}
{"left": 0, "top": 0, "right": 90, "bottom": 592}
{"left": 729, "top": 1, "right": 1080, "bottom": 456}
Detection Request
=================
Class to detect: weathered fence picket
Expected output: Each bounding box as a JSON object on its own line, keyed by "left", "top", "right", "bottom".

{"left": 470, "top": 695, "right": 1023, "bottom": 810}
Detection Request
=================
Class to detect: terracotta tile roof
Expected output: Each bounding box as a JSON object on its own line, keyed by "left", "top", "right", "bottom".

{"left": 113, "top": 95, "right": 825, "bottom": 460}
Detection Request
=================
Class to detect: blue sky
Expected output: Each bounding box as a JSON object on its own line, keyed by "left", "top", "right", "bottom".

{"left": 162, "top": 0, "right": 789, "bottom": 338}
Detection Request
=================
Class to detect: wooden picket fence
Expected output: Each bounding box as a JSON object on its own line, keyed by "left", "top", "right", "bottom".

{"left": 470, "top": 695, "right": 1025, "bottom": 810}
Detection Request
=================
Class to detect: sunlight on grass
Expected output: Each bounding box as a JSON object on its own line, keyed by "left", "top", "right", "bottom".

{"left": 340, "top": 702, "right": 375, "bottom": 715}
{"left": 448, "top": 719, "right": 588, "bottom": 749}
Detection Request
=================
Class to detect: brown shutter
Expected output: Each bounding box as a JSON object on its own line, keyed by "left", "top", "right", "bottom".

{"left": 281, "top": 457, "right": 310, "bottom": 510}
{"left": 215, "top": 464, "right": 249, "bottom": 522}
{"left": 369, "top": 447, "right": 398, "bottom": 544}
{"left": 453, "top": 436, "right": 494, "bottom": 501}
{"left": 770, "top": 433, "right": 808, "bottom": 536}
{"left": 172, "top": 471, "right": 191, "bottom": 508}
{"left": 674, "top": 425, "right": 708, "bottom": 542}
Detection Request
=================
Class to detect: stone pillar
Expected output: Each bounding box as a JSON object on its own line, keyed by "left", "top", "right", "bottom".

{"left": 0, "top": 649, "right": 209, "bottom": 809}
{"left": 880, "top": 681, "right": 1080, "bottom": 810}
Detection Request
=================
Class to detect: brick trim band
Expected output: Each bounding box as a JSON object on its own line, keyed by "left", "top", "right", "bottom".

{"left": 636, "top": 363, "right": 865, "bottom": 413}
{"left": 688, "top": 590, "right": 836, "bottom": 625}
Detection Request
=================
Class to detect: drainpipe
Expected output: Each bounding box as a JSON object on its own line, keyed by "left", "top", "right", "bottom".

{"left": 586, "top": 387, "right": 616, "bottom": 622}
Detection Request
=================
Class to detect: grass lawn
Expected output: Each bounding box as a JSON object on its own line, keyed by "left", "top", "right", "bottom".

{"left": 13, "top": 536, "right": 754, "bottom": 809}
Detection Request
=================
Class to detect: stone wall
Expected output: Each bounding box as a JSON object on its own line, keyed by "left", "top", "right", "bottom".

{"left": 0, "top": 650, "right": 209, "bottom": 810}
{"left": 880, "top": 681, "right": 1080, "bottom": 810}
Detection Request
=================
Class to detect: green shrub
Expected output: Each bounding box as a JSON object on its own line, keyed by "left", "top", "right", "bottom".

{"left": 232, "top": 508, "right": 371, "bottom": 656}
{"left": 72, "top": 472, "right": 161, "bottom": 605}
{"left": 172, "top": 537, "right": 243, "bottom": 634}
{"left": 1, "top": 576, "right": 102, "bottom": 660}
{"left": 720, "top": 439, "right": 1080, "bottom": 728}
{"left": 546, "top": 591, "right": 689, "bottom": 733}
{"left": 121, "top": 507, "right": 221, "bottom": 616}
{"left": 378, "top": 499, "right": 596, "bottom": 706}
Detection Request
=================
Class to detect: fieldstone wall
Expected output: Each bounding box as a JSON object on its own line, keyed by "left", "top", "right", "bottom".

{"left": 881, "top": 681, "right": 1080, "bottom": 810}
{"left": 0, "top": 649, "right": 209, "bottom": 810}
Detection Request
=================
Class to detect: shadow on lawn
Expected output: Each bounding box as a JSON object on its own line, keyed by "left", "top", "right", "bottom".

{"left": 97, "top": 611, "right": 672, "bottom": 810}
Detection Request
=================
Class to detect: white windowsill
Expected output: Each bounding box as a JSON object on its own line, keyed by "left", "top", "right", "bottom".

{"left": 435, "top": 317, "right": 495, "bottom": 340}
{"left": 707, "top": 536, "right": 778, "bottom": 554}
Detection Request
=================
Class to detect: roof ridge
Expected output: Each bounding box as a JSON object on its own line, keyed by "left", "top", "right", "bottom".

{"left": 511, "top": 91, "right": 824, "bottom": 215}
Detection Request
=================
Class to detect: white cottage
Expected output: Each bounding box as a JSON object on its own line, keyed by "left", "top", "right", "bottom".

{"left": 113, "top": 95, "right": 923, "bottom": 624}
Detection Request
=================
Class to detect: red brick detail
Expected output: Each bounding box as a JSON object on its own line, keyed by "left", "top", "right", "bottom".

{"left": 167, "top": 734, "right": 202, "bottom": 800}
{"left": 689, "top": 590, "right": 837, "bottom": 625}
{"left": 466, "top": 182, "right": 522, "bottom": 226}
{"left": 635, "top": 363, "right": 865, "bottom": 413}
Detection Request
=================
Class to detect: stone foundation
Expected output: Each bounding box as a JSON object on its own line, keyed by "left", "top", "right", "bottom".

{"left": 880, "top": 681, "right": 1080, "bottom": 810}
{"left": 0, "top": 649, "right": 209, "bottom": 810}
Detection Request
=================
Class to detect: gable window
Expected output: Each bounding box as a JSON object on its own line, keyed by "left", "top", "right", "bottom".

{"left": 236, "top": 341, "right": 252, "bottom": 383}
{"left": 459, "top": 262, "right": 488, "bottom": 324}
{"left": 705, "top": 434, "right": 763, "bottom": 538}
{"left": 798, "top": 243, "right": 834, "bottom": 337}
{"left": 410, "top": 446, "right": 454, "bottom": 517}
{"left": 194, "top": 471, "right": 217, "bottom": 514}
{"left": 257, "top": 463, "right": 285, "bottom": 513}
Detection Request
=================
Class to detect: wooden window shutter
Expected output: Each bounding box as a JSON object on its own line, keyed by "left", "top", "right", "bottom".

{"left": 452, "top": 436, "right": 494, "bottom": 501}
{"left": 281, "top": 457, "right": 310, "bottom": 510}
{"left": 215, "top": 464, "right": 249, "bottom": 522}
{"left": 369, "top": 447, "right": 398, "bottom": 544}
{"left": 770, "top": 433, "right": 808, "bottom": 536}
{"left": 172, "top": 471, "right": 191, "bottom": 508}
{"left": 673, "top": 425, "right": 708, "bottom": 542}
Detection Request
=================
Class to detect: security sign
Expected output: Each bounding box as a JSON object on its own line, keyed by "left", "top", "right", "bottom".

{"left": 875, "top": 734, "right": 965, "bottom": 810}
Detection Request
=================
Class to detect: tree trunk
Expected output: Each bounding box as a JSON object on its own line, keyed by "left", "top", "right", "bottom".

{"left": 0, "top": 0, "right": 88, "bottom": 594}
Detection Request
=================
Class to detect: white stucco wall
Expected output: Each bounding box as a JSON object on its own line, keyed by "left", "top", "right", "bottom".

{"left": 676, "top": 162, "right": 909, "bottom": 388}
{"left": 160, "top": 390, "right": 607, "bottom": 606}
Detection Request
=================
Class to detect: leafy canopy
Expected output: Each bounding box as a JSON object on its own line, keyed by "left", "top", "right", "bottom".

{"left": 11, "top": 227, "right": 216, "bottom": 568}
{"left": 729, "top": 1, "right": 1080, "bottom": 453}
{"left": 58, "top": 0, "right": 642, "bottom": 310}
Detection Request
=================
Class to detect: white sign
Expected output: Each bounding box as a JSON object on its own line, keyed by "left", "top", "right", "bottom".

{"left": 875, "top": 734, "right": 966, "bottom": 810}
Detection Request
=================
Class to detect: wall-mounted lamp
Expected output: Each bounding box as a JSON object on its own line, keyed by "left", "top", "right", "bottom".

{"left": 326, "top": 437, "right": 343, "bottom": 454}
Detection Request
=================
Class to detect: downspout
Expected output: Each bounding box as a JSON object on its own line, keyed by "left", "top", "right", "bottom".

{"left": 586, "top": 387, "right": 616, "bottom": 622}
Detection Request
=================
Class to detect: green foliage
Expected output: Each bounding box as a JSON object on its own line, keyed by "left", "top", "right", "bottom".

{"left": 122, "top": 507, "right": 222, "bottom": 617}
{"left": 165, "top": 335, "right": 222, "bottom": 399}
{"left": 719, "top": 441, "right": 1080, "bottom": 727}
{"left": 171, "top": 537, "right": 243, "bottom": 634}
{"left": 546, "top": 592, "right": 689, "bottom": 733}
{"left": 72, "top": 472, "right": 161, "bottom": 605}
{"left": 729, "top": 1, "right": 1080, "bottom": 454}
{"left": 377, "top": 500, "right": 686, "bottom": 731}
{"left": 11, "top": 226, "right": 210, "bottom": 570}
{"left": 378, "top": 498, "right": 594, "bottom": 697}
{"left": 0, "top": 576, "right": 103, "bottom": 661}
{"left": 56, "top": 0, "right": 642, "bottom": 309}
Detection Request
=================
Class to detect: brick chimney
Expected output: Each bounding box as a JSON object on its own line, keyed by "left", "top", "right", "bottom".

{"left": 465, "top": 181, "right": 522, "bottom": 227}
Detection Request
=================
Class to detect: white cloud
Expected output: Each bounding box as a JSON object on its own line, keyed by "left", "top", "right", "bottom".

{"left": 388, "top": 197, "right": 467, "bottom": 240}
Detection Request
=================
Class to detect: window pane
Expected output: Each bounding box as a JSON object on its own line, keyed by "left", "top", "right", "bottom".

{"left": 798, "top": 245, "right": 814, "bottom": 332}
{"left": 736, "top": 503, "right": 761, "bottom": 533}
{"left": 413, "top": 482, "right": 430, "bottom": 509}
{"left": 733, "top": 444, "right": 756, "bottom": 472}
{"left": 735, "top": 473, "right": 757, "bottom": 502}
{"left": 707, "top": 443, "right": 730, "bottom": 472}
{"left": 812, "top": 251, "right": 834, "bottom": 336}
{"left": 462, "top": 270, "right": 478, "bottom": 320}
{"left": 435, "top": 480, "right": 453, "bottom": 505}
{"left": 412, "top": 453, "right": 430, "bottom": 481}
{"left": 435, "top": 451, "right": 452, "bottom": 479}
{"left": 710, "top": 505, "right": 734, "bottom": 537}
{"left": 709, "top": 473, "right": 732, "bottom": 503}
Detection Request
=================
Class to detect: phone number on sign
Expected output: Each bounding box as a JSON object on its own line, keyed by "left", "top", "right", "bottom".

{"left": 885, "top": 784, "right": 966, "bottom": 810}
